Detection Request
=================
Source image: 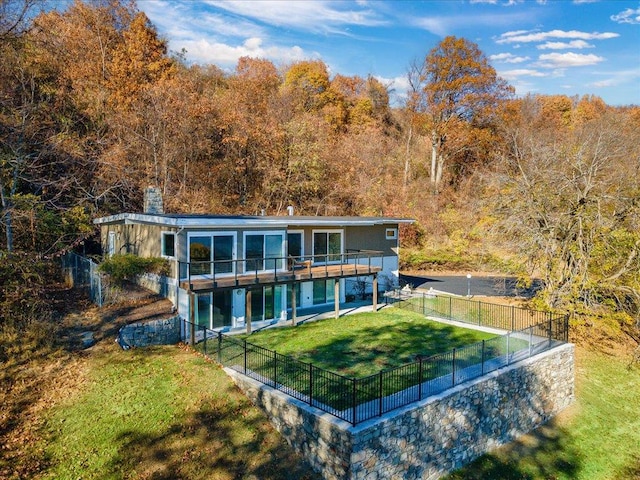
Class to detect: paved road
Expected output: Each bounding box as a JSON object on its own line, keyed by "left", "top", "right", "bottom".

{"left": 399, "top": 273, "right": 542, "bottom": 298}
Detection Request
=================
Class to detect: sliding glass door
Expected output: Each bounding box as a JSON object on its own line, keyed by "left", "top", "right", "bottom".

{"left": 188, "top": 233, "right": 235, "bottom": 277}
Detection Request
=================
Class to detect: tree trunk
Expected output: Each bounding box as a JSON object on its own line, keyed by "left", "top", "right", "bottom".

{"left": 430, "top": 130, "right": 438, "bottom": 190}
{"left": 0, "top": 178, "right": 14, "bottom": 252}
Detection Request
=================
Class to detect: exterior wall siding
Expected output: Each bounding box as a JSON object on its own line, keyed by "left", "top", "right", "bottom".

{"left": 227, "top": 343, "right": 575, "bottom": 480}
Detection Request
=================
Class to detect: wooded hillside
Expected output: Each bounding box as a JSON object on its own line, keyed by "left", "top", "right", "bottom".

{"left": 1, "top": 0, "right": 640, "bottom": 340}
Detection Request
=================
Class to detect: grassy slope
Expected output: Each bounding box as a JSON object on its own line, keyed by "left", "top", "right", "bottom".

{"left": 445, "top": 348, "right": 640, "bottom": 480}
{"left": 41, "top": 344, "right": 319, "bottom": 480}
{"left": 3, "top": 291, "right": 638, "bottom": 480}
{"left": 241, "top": 308, "right": 496, "bottom": 377}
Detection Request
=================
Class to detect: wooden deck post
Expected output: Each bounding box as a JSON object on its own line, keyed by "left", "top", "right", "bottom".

{"left": 245, "top": 288, "right": 252, "bottom": 335}
{"left": 372, "top": 274, "right": 378, "bottom": 312}
{"left": 291, "top": 282, "right": 297, "bottom": 326}
{"left": 189, "top": 291, "right": 196, "bottom": 345}
{"left": 334, "top": 278, "right": 340, "bottom": 319}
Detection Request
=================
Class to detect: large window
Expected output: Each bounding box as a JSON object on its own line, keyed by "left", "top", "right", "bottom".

{"left": 188, "top": 233, "right": 234, "bottom": 276}
{"left": 313, "top": 279, "right": 336, "bottom": 305}
{"left": 251, "top": 286, "right": 283, "bottom": 322}
{"left": 244, "top": 232, "right": 284, "bottom": 272}
{"left": 287, "top": 231, "right": 303, "bottom": 260}
{"left": 196, "top": 291, "right": 233, "bottom": 329}
{"left": 313, "top": 230, "right": 342, "bottom": 263}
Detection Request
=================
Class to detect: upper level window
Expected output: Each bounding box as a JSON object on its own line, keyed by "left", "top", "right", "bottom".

{"left": 244, "top": 232, "right": 284, "bottom": 272}
{"left": 287, "top": 231, "right": 303, "bottom": 260}
{"left": 188, "top": 233, "right": 235, "bottom": 276}
{"left": 313, "top": 230, "right": 342, "bottom": 263}
{"left": 385, "top": 228, "right": 398, "bottom": 240}
{"left": 162, "top": 232, "right": 175, "bottom": 258}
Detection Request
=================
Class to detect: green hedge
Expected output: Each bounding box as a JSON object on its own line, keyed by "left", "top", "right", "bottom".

{"left": 98, "top": 254, "right": 169, "bottom": 284}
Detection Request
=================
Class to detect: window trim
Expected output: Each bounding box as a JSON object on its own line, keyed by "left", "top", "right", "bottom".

{"left": 161, "top": 231, "right": 176, "bottom": 258}
{"left": 385, "top": 228, "right": 398, "bottom": 240}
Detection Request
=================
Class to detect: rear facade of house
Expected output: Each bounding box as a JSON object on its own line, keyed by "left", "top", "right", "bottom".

{"left": 94, "top": 211, "right": 411, "bottom": 332}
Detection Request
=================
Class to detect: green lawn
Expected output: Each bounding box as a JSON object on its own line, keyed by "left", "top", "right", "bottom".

{"left": 37, "top": 333, "right": 640, "bottom": 480}
{"left": 240, "top": 308, "right": 497, "bottom": 377}
{"left": 41, "top": 345, "right": 319, "bottom": 480}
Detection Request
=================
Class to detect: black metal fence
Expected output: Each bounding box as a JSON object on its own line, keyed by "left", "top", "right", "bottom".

{"left": 185, "top": 298, "right": 569, "bottom": 425}
{"left": 384, "top": 288, "right": 561, "bottom": 333}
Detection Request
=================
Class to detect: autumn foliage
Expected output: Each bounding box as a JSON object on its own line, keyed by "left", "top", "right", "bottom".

{"left": 1, "top": 0, "right": 639, "bottom": 326}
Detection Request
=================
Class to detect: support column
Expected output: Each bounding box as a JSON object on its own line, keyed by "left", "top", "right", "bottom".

{"left": 291, "top": 282, "right": 298, "bottom": 326}
{"left": 334, "top": 278, "right": 340, "bottom": 319}
{"left": 189, "top": 291, "right": 196, "bottom": 345}
{"left": 245, "top": 288, "right": 252, "bottom": 335}
{"left": 372, "top": 274, "right": 378, "bottom": 312}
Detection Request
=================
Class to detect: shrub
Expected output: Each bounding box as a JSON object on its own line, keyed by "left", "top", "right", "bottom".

{"left": 98, "top": 254, "right": 169, "bottom": 285}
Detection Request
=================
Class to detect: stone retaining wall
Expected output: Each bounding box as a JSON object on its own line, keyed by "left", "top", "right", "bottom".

{"left": 226, "top": 343, "right": 574, "bottom": 480}
{"left": 117, "top": 316, "right": 181, "bottom": 349}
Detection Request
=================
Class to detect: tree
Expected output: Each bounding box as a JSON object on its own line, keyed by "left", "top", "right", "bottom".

{"left": 492, "top": 99, "right": 640, "bottom": 322}
{"left": 415, "top": 36, "right": 513, "bottom": 191}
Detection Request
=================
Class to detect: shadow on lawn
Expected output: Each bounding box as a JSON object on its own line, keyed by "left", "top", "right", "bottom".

{"left": 107, "top": 382, "right": 320, "bottom": 480}
{"left": 444, "top": 418, "right": 581, "bottom": 480}
{"left": 260, "top": 318, "right": 493, "bottom": 376}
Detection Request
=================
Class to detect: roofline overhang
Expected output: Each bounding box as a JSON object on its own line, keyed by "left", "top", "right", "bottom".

{"left": 93, "top": 213, "right": 415, "bottom": 228}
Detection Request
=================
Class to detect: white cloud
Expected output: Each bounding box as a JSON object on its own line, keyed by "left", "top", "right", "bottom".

{"left": 537, "top": 40, "right": 594, "bottom": 50}
{"left": 204, "top": 0, "right": 387, "bottom": 33}
{"left": 537, "top": 52, "right": 604, "bottom": 68}
{"left": 498, "top": 68, "right": 549, "bottom": 80}
{"left": 412, "top": 17, "right": 449, "bottom": 36}
{"left": 490, "top": 52, "right": 530, "bottom": 63}
{"left": 497, "top": 29, "right": 619, "bottom": 44}
{"left": 176, "top": 37, "right": 310, "bottom": 67}
{"left": 611, "top": 7, "right": 640, "bottom": 24}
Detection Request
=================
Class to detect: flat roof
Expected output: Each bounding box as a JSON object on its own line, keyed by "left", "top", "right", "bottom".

{"left": 94, "top": 213, "right": 414, "bottom": 228}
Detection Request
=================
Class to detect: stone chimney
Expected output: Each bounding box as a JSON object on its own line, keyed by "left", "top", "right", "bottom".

{"left": 144, "top": 187, "right": 164, "bottom": 214}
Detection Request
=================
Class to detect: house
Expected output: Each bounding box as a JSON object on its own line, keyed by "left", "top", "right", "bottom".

{"left": 94, "top": 206, "right": 413, "bottom": 334}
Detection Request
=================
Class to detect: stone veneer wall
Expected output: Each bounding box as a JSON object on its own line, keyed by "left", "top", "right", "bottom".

{"left": 226, "top": 343, "right": 574, "bottom": 480}
{"left": 117, "top": 316, "right": 181, "bottom": 349}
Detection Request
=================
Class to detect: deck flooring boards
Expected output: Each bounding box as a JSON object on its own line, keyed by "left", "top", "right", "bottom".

{"left": 180, "top": 264, "right": 381, "bottom": 292}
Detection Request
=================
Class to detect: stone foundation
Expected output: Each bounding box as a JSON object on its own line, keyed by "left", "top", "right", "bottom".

{"left": 117, "top": 315, "right": 181, "bottom": 349}
{"left": 227, "top": 343, "right": 574, "bottom": 480}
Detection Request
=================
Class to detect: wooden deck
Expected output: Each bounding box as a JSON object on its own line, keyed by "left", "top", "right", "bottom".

{"left": 180, "top": 263, "right": 382, "bottom": 293}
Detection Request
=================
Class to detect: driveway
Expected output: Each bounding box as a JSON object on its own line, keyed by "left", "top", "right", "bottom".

{"left": 399, "top": 273, "right": 542, "bottom": 298}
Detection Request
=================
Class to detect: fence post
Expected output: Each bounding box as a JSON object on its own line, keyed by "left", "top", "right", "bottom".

{"left": 378, "top": 370, "right": 384, "bottom": 417}
{"left": 506, "top": 333, "right": 510, "bottom": 365}
{"left": 449, "top": 296, "right": 452, "bottom": 319}
{"left": 273, "top": 350, "right": 278, "bottom": 388}
{"left": 478, "top": 301, "right": 482, "bottom": 325}
{"left": 309, "top": 363, "right": 313, "bottom": 407}
{"left": 451, "top": 348, "right": 456, "bottom": 386}
{"left": 418, "top": 357, "right": 423, "bottom": 400}
{"left": 352, "top": 378, "right": 358, "bottom": 425}
{"left": 422, "top": 292, "right": 425, "bottom": 315}
{"left": 217, "top": 331, "right": 222, "bottom": 364}
{"left": 511, "top": 305, "right": 515, "bottom": 331}
{"left": 244, "top": 339, "right": 248, "bottom": 374}
{"left": 203, "top": 326, "right": 207, "bottom": 355}
{"left": 481, "top": 340, "right": 485, "bottom": 375}
{"left": 548, "top": 313, "right": 553, "bottom": 345}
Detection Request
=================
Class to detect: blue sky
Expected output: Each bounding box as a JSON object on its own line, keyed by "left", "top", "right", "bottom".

{"left": 138, "top": 0, "right": 640, "bottom": 106}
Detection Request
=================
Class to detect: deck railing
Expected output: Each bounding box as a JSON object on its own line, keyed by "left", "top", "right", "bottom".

{"left": 178, "top": 250, "right": 383, "bottom": 288}
{"left": 185, "top": 299, "right": 569, "bottom": 425}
